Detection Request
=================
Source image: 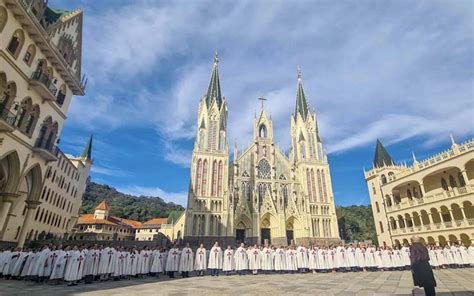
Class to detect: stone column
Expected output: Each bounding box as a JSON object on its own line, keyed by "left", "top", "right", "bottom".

{"left": 460, "top": 207, "right": 467, "bottom": 220}
{"left": 17, "top": 200, "right": 41, "bottom": 247}
{"left": 447, "top": 210, "right": 454, "bottom": 222}
{"left": 0, "top": 193, "right": 20, "bottom": 240}
{"left": 204, "top": 214, "right": 210, "bottom": 236}
{"left": 419, "top": 184, "right": 426, "bottom": 197}
{"left": 461, "top": 170, "right": 470, "bottom": 187}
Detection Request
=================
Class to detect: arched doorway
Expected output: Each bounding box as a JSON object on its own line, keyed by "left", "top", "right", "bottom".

{"left": 438, "top": 235, "right": 447, "bottom": 247}
{"left": 235, "top": 215, "right": 251, "bottom": 244}
{"left": 260, "top": 216, "right": 271, "bottom": 245}
{"left": 460, "top": 233, "right": 470, "bottom": 246}
{"left": 236, "top": 221, "right": 246, "bottom": 244}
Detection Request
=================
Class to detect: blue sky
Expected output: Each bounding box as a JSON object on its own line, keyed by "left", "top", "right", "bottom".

{"left": 52, "top": 0, "right": 473, "bottom": 206}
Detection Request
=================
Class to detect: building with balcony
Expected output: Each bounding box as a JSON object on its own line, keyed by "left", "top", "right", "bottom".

{"left": 0, "top": 0, "right": 88, "bottom": 246}
{"left": 364, "top": 137, "right": 474, "bottom": 247}
{"left": 71, "top": 200, "right": 142, "bottom": 241}
{"left": 135, "top": 218, "right": 168, "bottom": 241}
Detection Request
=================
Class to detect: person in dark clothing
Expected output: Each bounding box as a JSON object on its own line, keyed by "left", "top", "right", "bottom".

{"left": 410, "top": 236, "right": 437, "bottom": 296}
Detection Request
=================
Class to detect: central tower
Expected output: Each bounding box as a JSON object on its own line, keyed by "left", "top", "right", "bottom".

{"left": 184, "top": 53, "right": 231, "bottom": 245}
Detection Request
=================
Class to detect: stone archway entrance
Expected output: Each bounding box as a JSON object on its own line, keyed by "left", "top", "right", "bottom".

{"left": 236, "top": 221, "right": 246, "bottom": 244}
{"left": 286, "top": 220, "right": 294, "bottom": 246}
{"left": 260, "top": 217, "right": 271, "bottom": 245}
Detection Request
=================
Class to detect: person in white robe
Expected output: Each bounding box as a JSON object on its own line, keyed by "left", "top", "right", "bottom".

{"left": 328, "top": 247, "right": 337, "bottom": 272}
{"left": 450, "top": 244, "right": 463, "bottom": 267}
{"left": 346, "top": 245, "right": 357, "bottom": 271}
{"left": 400, "top": 244, "right": 411, "bottom": 269}
{"left": 37, "top": 245, "right": 56, "bottom": 281}
{"left": 179, "top": 244, "right": 194, "bottom": 278}
{"left": 2, "top": 248, "right": 20, "bottom": 279}
{"left": 296, "top": 245, "right": 309, "bottom": 272}
{"left": 261, "top": 246, "right": 273, "bottom": 273}
{"left": 222, "top": 246, "right": 234, "bottom": 275}
{"left": 138, "top": 248, "right": 151, "bottom": 276}
{"left": 428, "top": 246, "right": 439, "bottom": 268}
{"left": 247, "top": 245, "right": 261, "bottom": 275}
{"left": 24, "top": 250, "right": 40, "bottom": 279}
{"left": 335, "top": 244, "right": 347, "bottom": 272}
{"left": 234, "top": 243, "right": 248, "bottom": 275}
{"left": 381, "top": 247, "right": 393, "bottom": 270}
{"left": 194, "top": 244, "right": 207, "bottom": 276}
{"left": 166, "top": 246, "right": 180, "bottom": 278}
{"left": 150, "top": 248, "right": 163, "bottom": 276}
{"left": 12, "top": 249, "right": 31, "bottom": 278}
{"left": 286, "top": 246, "right": 297, "bottom": 273}
{"left": 392, "top": 247, "right": 404, "bottom": 270}
{"left": 64, "top": 246, "right": 85, "bottom": 286}
{"left": 467, "top": 243, "right": 474, "bottom": 266}
{"left": 83, "top": 246, "right": 100, "bottom": 283}
{"left": 318, "top": 247, "right": 329, "bottom": 272}
{"left": 459, "top": 244, "right": 470, "bottom": 267}
{"left": 30, "top": 246, "right": 51, "bottom": 281}
{"left": 273, "top": 247, "right": 286, "bottom": 273}
{"left": 365, "top": 245, "right": 377, "bottom": 271}
{"left": 126, "top": 249, "right": 138, "bottom": 278}
{"left": 434, "top": 246, "right": 446, "bottom": 268}
{"left": 98, "top": 246, "right": 114, "bottom": 281}
{"left": 308, "top": 246, "right": 319, "bottom": 273}
{"left": 208, "top": 242, "right": 223, "bottom": 276}
{"left": 113, "top": 248, "right": 127, "bottom": 280}
{"left": 49, "top": 246, "right": 67, "bottom": 283}
{"left": 443, "top": 245, "right": 454, "bottom": 267}
{"left": 355, "top": 246, "right": 366, "bottom": 271}
{"left": 375, "top": 247, "right": 384, "bottom": 270}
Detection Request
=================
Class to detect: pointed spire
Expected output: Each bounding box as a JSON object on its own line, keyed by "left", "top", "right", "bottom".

{"left": 450, "top": 134, "right": 457, "bottom": 146}
{"left": 412, "top": 151, "right": 418, "bottom": 163}
{"left": 295, "top": 67, "right": 310, "bottom": 121}
{"left": 205, "top": 52, "right": 222, "bottom": 109}
{"left": 373, "top": 139, "right": 395, "bottom": 168}
{"left": 81, "top": 135, "right": 93, "bottom": 160}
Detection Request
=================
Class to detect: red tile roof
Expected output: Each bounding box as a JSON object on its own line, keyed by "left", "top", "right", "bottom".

{"left": 76, "top": 214, "right": 142, "bottom": 228}
{"left": 95, "top": 200, "right": 109, "bottom": 211}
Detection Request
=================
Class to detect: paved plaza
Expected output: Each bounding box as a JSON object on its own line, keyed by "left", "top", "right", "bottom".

{"left": 0, "top": 269, "right": 473, "bottom": 296}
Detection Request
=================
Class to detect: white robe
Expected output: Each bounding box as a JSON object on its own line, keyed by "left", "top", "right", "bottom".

{"left": 346, "top": 247, "right": 357, "bottom": 267}
{"left": 375, "top": 250, "right": 383, "bottom": 268}
{"left": 435, "top": 248, "right": 446, "bottom": 266}
{"left": 137, "top": 250, "right": 151, "bottom": 274}
{"left": 335, "top": 246, "right": 347, "bottom": 268}
{"left": 150, "top": 251, "right": 163, "bottom": 273}
{"left": 208, "top": 246, "right": 223, "bottom": 269}
{"left": 222, "top": 249, "right": 234, "bottom": 272}
{"left": 296, "top": 246, "right": 309, "bottom": 269}
{"left": 114, "top": 251, "right": 126, "bottom": 277}
{"left": 400, "top": 246, "right": 411, "bottom": 266}
{"left": 179, "top": 248, "right": 194, "bottom": 272}
{"left": 64, "top": 250, "right": 85, "bottom": 282}
{"left": 274, "top": 248, "right": 286, "bottom": 271}
{"left": 468, "top": 246, "right": 474, "bottom": 265}
{"left": 247, "top": 248, "right": 261, "bottom": 270}
{"left": 25, "top": 252, "right": 40, "bottom": 276}
{"left": 50, "top": 250, "right": 67, "bottom": 280}
{"left": 451, "top": 246, "right": 463, "bottom": 265}
{"left": 12, "top": 251, "right": 31, "bottom": 277}
{"left": 234, "top": 247, "right": 248, "bottom": 271}
{"left": 31, "top": 248, "right": 51, "bottom": 277}
{"left": 355, "top": 248, "right": 365, "bottom": 268}
{"left": 261, "top": 248, "right": 273, "bottom": 271}
{"left": 166, "top": 248, "right": 180, "bottom": 272}
{"left": 83, "top": 249, "right": 100, "bottom": 276}
{"left": 194, "top": 248, "right": 207, "bottom": 271}
{"left": 317, "top": 249, "right": 328, "bottom": 270}
{"left": 126, "top": 251, "right": 138, "bottom": 276}
{"left": 381, "top": 250, "right": 393, "bottom": 268}
{"left": 327, "top": 249, "right": 336, "bottom": 269}
{"left": 98, "top": 247, "right": 115, "bottom": 274}
{"left": 286, "top": 250, "right": 297, "bottom": 271}
{"left": 365, "top": 247, "right": 376, "bottom": 267}
{"left": 428, "top": 249, "right": 439, "bottom": 267}
{"left": 459, "top": 246, "right": 470, "bottom": 265}
{"left": 0, "top": 251, "right": 13, "bottom": 275}
{"left": 443, "top": 247, "right": 454, "bottom": 265}
{"left": 308, "top": 249, "right": 319, "bottom": 270}
{"left": 392, "top": 250, "right": 403, "bottom": 267}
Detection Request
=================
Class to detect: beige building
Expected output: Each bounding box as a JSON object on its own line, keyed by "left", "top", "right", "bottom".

{"left": 159, "top": 212, "right": 185, "bottom": 243}
{"left": 135, "top": 217, "right": 167, "bottom": 241}
{"left": 0, "top": 0, "right": 88, "bottom": 246}
{"left": 72, "top": 200, "right": 141, "bottom": 241}
{"left": 365, "top": 137, "right": 474, "bottom": 247}
{"left": 184, "top": 55, "right": 340, "bottom": 246}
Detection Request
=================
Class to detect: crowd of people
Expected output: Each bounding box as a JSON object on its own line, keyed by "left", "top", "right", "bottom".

{"left": 0, "top": 242, "right": 473, "bottom": 286}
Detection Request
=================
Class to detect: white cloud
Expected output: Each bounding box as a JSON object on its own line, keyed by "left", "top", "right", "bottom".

{"left": 69, "top": 0, "right": 473, "bottom": 166}
{"left": 117, "top": 185, "right": 188, "bottom": 206}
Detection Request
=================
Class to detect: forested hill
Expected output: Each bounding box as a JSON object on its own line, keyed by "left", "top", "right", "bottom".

{"left": 80, "top": 181, "right": 184, "bottom": 222}
{"left": 336, "top": 205, "right": 377, "bottom": 244}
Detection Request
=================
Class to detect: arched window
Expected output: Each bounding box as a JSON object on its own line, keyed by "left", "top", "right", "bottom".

{"left": 321, "top": 170, "right": 328, "bottom": 202}
{"left": 413, "top": 187, "right": 419, "bottom": 198}
{"left": 195, "top": 159, "right": 202, "bottom": 194}
{"left": 56, "top": 84, "right": 66, "bottom": 106}
{"left": 375, "top": 201, "right": 380, "bottom": 213}
{"left": 201, "top": 160, "right": 208, "bottom": 195}
{"left": 0, "top": 6, "right": 7, "bottom": 33}
{"left": 379, "top": 221, "right": 384, "bottom": 233}
{"left": 257, "top": 159, "right": 271, "bottom": 179}
{"left": 23, "top": 44, "right": 36, "bottom": 66}
{"left": 406, "top": 189, "right": 412, "bottom": 200}
{"left": 306, "top": 169, "right": 312, "bottom": 202}
{"left": 300, "top": 142, "right": 306, "bottom": 159}
{"left": 458, "top": 172, "right": 466, "bottom": 187}
{"left": 441, "top": 178, "right": 448, "bottom": 191}
{"left": 449, "top": 175, "right": 457, "bottom": 188}
{"left": 219, "top": 131, "right": 225, "bottom": 151}
{"left": 211, "top": 160, "right": 218, "bottom": 196}
{"left": 317, "top": 170, "right": 323, "bottom": 202}
{"left": 199, "top": 130, "right": 205, "bottom": 149}
{"left": 310, "top": 169, "right": 316, "bottom": 202}
{"left": 381, "top": 174, "right": 387, "bottom": 185}
{"left": 15, "top": 98, "right": 31, "bottom": 129}
{"left": 0, "top": 82, "right": 17, "bottom": 112}
{"left": 217, "top": 161, "right": 223, "bottom": 196}
{"left": 7, "top": 29, "right": 25, "bottom": 58}
{"left": 259, "top": 124, "right": 267, "bottom": 138}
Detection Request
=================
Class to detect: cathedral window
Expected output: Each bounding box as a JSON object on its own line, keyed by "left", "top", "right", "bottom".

{"left": 202, "top": 160, "right": 208, "bottom": 195}
{"left": 199, "top": 130, "right": 205, "bottom": 149}
{"left": 195, "top": 160, "right": 202, "bottom": 194}
{"left": 211, "top": 160, "right": 218, "bottom": 196}
{"left": 300, "top": 142, "right": 306, "bottom": 159}
{"left": 317, "top": 170, "right": 323, "bottom": 202}
{"left": 23, "top": 44, "right": 36, "bottom": 66}
{"left": 306, "top": 169, "right": 312, "bottom": 202}
{"left": 257, "top": 159, "right": 271, "bottom": 179}
{"left": 259, "top": 124, "right": 267, "bottom": 138}
{"left": 381, "top": 174, "right": 387, "bottom": 185}
{"left": 310, "top": 169, "right": 317, "bottom": 202}
{"left": 321, "top": 169, "right": 328, "bottom": 202}
{"left": 242, "top": 181, "right": 251, "bottom": 202}
{"left": 219, "top": 131, "right": 225, "bottom": 151}
{"left": 208, "top": 120, "right": 218, "bottom": 150}
{"left": 217, "top": 161, "right": 223, "bottom": 196}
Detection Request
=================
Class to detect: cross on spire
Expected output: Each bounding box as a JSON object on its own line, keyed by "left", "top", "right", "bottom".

{"left": 258, "top": 97, "right": 267, "bottom": 110}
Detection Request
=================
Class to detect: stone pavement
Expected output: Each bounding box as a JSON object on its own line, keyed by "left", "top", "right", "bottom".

{"left": 0, "top": 269, "right": 473, "bottom": 296}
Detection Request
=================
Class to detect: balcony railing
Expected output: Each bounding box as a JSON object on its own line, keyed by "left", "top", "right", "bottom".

{"left": 391, "top": 219, "right": 472, "bottom": 236}
{"left": 32, "top": 138, "right": 59, "bottom": 161}
{"left": 0, "top": 106, "right": 16, "bottom": 132}
{"left": 30, "top": 71, "right": 57, "bottom": 101}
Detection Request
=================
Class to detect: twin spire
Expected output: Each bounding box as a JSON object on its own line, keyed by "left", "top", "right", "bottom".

{"left": 373, "top": 139, "right": 395, "bottom": 168}
{"left": 203, "top": 54, "right": 312, "bottom": 121}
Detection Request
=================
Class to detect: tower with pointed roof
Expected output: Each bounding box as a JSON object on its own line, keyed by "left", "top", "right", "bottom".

{"left": 184, "top": 53, "right": 230, "bottom": 244}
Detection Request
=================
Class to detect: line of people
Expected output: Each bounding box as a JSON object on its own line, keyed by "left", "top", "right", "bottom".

{"left": 0, "top": 242, "right": 473, "bottom": 286}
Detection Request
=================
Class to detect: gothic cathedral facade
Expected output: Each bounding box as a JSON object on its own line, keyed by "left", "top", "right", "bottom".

{"left": 184, "top": 55, "right": 340, "bottom": 246}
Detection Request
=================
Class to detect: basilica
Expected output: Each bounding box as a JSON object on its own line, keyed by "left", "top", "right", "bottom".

{"left": 183, "top": 54, "right": 340, "bottom": 246}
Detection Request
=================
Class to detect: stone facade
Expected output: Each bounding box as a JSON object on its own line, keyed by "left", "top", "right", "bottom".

{"left": 0, "top": 0, "right": 88, "bottom": 247}
{"left": 184, "top": 55, "right": 340, "bottom": 246}
{"left": 365, "top": 137, "right": 474, "bottom": 247}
